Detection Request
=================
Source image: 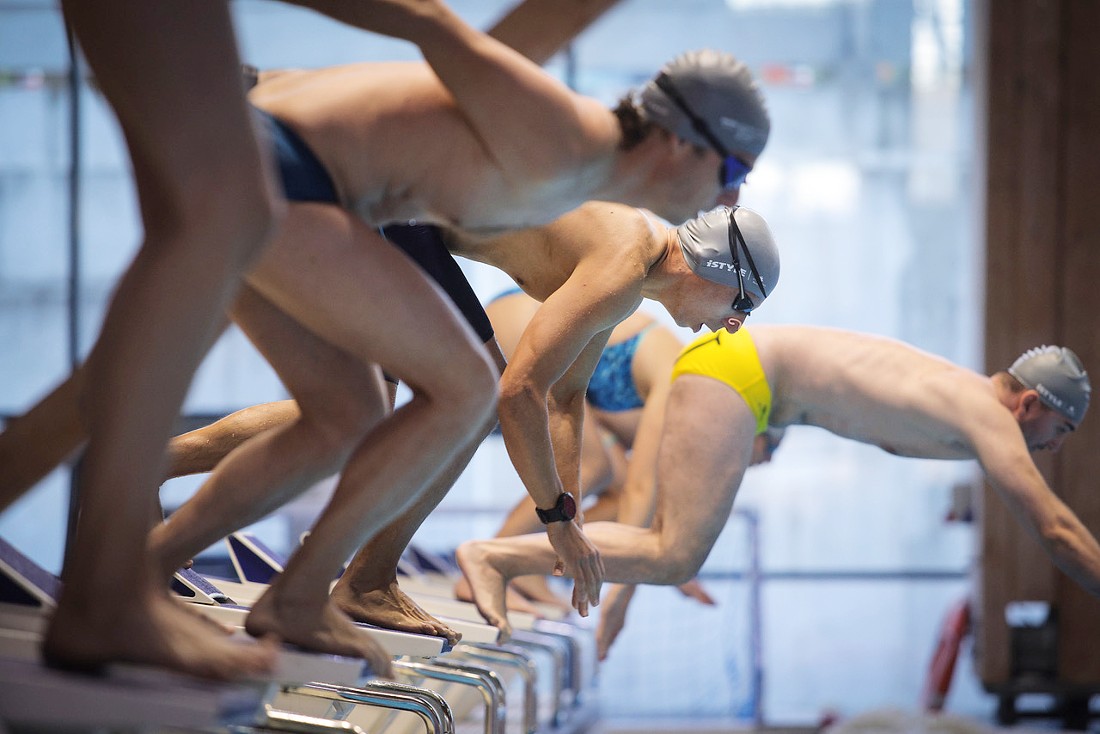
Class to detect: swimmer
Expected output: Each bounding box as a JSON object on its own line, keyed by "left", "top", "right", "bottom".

{"left": 37, "top": 0, "right": 537, "bottom": 680}
{"left": 458, "top": 291, "right": 786, "bottom": 613}
{"left": 456, "top": 329, "right": 1100, "bottom": 663}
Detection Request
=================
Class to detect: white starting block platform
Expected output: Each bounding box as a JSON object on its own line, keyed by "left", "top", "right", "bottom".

{"left": 0, "top": 533, "right": 601, "bottom": 734}
{"left": 0, "top": 652, "right": 264, "bottom": 730}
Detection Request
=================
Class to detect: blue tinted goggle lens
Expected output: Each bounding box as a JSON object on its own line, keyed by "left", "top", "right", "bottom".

{"left": 721, "top": 156, "right": 752, "bottom": 190}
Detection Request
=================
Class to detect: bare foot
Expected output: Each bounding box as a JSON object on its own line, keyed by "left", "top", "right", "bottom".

{"left": 245, "top": 591, "right": 394, "bottom": 679}
{"left": 42, "top": 590, "right": 277, "bottom": 681}
{"left": 177, "top": 599, "right": 237, "bottom": 636}
{"left": 454, "top": 541, "right": 512, "bottom": 639}
{"left": 454, "top": 576, "right": 544, "bottom": 618}
{"left": 330, "top": 580, "right": 461, "bottom": 647}
{"left": 676, "top": 578, "right": 717, "bottom": 606}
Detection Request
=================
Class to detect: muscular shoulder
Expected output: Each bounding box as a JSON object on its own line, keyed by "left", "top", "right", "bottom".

{"left": 547, "top": 202, "right": 659, "bottom": 258}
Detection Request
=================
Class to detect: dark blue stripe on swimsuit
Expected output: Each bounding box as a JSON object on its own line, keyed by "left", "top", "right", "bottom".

{"left": 382, "top": 224, "right": 494, "bottom": 343}
{"left": 253, "top": 107, "right": 492, "bottom": 344}
{"left": 253, "top": 107, "right": 338, "bottom": 204}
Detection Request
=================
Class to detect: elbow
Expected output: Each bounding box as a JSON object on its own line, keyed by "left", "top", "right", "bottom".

{"left": 1038, "top": 514, "right": 1100, "bottom": 590}
{"left": 1042, "top": 518, "right": 1085, "bottom": 562}
{"left": 498, "top": 377, "right": 543, "bottom": 421}
{"left": 548, "top": 386, "right": 587, "bottom": 417}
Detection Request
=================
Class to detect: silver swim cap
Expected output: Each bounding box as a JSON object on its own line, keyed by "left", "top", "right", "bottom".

{"left": 1008, "top": 345, "right": 1091, "bottom": 422}
{"left": 638, "top": 50, "right": 770, "bottom": 157}
{"left": 676, "top": 205, "right": 779, "bottom": 304}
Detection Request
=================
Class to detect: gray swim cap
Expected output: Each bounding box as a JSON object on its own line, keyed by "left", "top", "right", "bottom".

{"left": 1007, "top": 345, "right": 1091, "bottom": 422}
{"left": 639, "top": 50, "right": 770, "bottom": 157}
{"left": 676, "top": 205, "right": 779, "bottom": 304}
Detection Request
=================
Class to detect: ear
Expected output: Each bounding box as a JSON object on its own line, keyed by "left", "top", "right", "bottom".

{"left": 667, "top": 132, "right": 703, "bottom": 156}
{"left": 724, "top": 316, "right": 744, "bottom": 333}
{"left": 1019, "top": 390, "right": 1044, "bottom": 417}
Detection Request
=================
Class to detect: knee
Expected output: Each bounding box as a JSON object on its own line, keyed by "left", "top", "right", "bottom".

{"left": 449, "top": 347, "right": 499, "bottom": 426}
{"left": 302, "top": 389, "right": 389, "bottom": 462}
{"left": 653, "top": 541, "right": 707, "bottom": 586}
{"left": 145, "top": 157, "right": 284, "bottom": 271}
{"left": 418, "top": 343, "right": 499, "bottom": 432}
{"left": 231, "top": 184, "right": 284, "bottom": 266}
{"left": 197, "top": 168, "right": 284, "bottom": 269}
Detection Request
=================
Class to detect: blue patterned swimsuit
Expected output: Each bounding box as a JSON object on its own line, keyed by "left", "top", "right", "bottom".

{"left": 487, "top": 288, "right": 652, "bottom": 411}
{"left": 586, "top": 328, "right": 654, "bottom": 411}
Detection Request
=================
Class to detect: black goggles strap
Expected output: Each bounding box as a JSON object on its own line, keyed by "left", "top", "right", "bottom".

{"left": 654, "top": 74, "right": 731, "bottom": 158}
{"left": 729, "top": 210, "right": 767, "bottom": 299}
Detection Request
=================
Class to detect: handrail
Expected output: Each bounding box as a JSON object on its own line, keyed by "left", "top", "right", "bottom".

{"left": 393, "top": 658, "right": 506, "bottom": 734}
{"left": 453, "top": 643, "right": 538, "bottom": 734}
{"left": 294, "top": 681, "right": 452, "bottom": 734}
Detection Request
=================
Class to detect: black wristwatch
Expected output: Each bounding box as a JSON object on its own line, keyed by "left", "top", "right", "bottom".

{"left": 536, "top": 492, "right": 577, "bottom": 524}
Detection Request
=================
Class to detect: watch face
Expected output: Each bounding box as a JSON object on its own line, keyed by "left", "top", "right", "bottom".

{"left": 561, "top": 492, "right": 577, "bottom": 518}
{"left": 537, "top": 492, "right": 578, "bottom": 523}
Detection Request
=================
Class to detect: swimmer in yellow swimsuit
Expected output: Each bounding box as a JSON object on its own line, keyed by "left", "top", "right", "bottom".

{"left": 671, "top": 328, "right": 772, "bottom": 435}
{"left": 457, "top": 325, "right": 1100, "bottom": 666}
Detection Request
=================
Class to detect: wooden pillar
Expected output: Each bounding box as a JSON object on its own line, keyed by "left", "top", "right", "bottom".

{"left": 979, "top": 0, "right": 1100, "bottom": 690}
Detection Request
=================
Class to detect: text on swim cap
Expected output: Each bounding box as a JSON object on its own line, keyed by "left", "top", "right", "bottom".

{"left": 704, "top": 259, "right": 757, "bottom": 283}
{"left": 704, "top": 259, "right": 743, "bottom": 273}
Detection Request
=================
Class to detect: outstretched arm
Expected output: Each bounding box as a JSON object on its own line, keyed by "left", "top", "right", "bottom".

{"left": 284, "top": 0, "right": 617, "bottom": 181}
{"left": 973, "top": 412, "right": 1100, "bottom": 597}
{"left": 497, "top": 260, "right": 645, "bottom": 612}
{"left": 498, "top": 304, "right": 610, "bottom": 612}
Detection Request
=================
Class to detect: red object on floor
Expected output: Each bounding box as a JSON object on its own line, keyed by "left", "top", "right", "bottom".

{"left": 921, "top": 598, "right": 972, "bottom": 711}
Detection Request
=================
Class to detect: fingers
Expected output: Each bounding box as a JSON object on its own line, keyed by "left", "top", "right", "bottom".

{"left": 547, "top": 523, "right": 604, "bottom": 611}
{"left": 582, "top": 553, "right": 604, "bottom": 608}
{"left": 595, "top": 617, "right": 621, "bottom": 661}
{"left": 568, "top": 554, "right": 600, "bottom": 612}
{"left": 568, "top": 557, "right": 601, "bottom": 618}
{"left": 583, "top": 546, "right": 604, "bottom": 607}
{"left": 571, "top": 581, "right": 589, "bottom": 618}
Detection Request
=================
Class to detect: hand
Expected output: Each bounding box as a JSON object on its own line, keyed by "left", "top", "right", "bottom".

{"left": 676, "top": 578, "right": 717, "bottom": 606}
{"left": 545, "top": 520, "right": 603, "bottom": 616}
{"left": 596, "top": 584, "right": 635, "bottom": 661}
